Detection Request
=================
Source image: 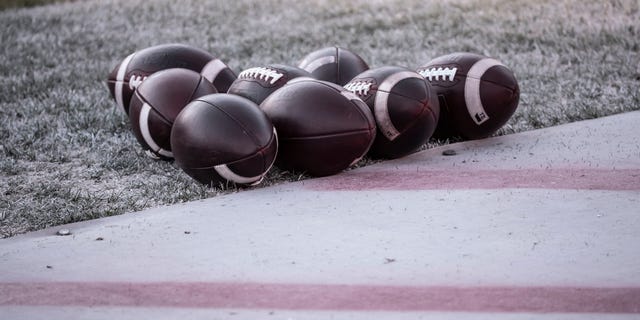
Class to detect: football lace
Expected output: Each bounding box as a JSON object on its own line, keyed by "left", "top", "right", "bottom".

{"left": 344, "top": 81, "right": 373, "bottom": 96}
{"left": 417, "top": 67, "right": 457, "bottom": 81}
{"left": 128, "top": 75, "right": 148, "bottom": 90}
{"left": 238, "top": 67, "right": 284, "bottom": 84}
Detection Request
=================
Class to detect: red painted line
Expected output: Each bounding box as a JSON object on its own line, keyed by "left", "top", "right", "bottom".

{"left": 306, "top": 169, "right": 640, "bottom": 191}
{"left": 1, "top": 282, "right": 639, "bottom": 313}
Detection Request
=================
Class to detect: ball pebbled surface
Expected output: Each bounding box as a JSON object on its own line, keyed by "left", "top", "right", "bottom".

{"left": 345, "top": 66, "right": 440, "bottom": 159}
{"left": 128, "top": 68, "right": 218, "bottom": 159}
{"left": 417, "top": 52, "right": 519, "bottom": 140}
{"left": 298, "top": 46, "right": 369, "bottom": 86}
{"left": 260, "top": 78, "right": 376, "bottom": 177}
{"left": 171, "top": 93, "right": 277, "bottom": 186}
{"left": 107, "top": 43, "right": 233, "bottom": 114}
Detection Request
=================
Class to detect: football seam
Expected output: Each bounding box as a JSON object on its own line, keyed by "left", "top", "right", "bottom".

{"left": 424, "top": 66, "right": 517, "bottom": 90}
{"left": 279, "top": 128, "right": 374, "bottom": 141}
{"left": 382, "top": 77, "right": 436, "bottom": 136}
{"left": 334, "top": 46, "right": 340, "bottom": 84}
{"left": 350, "top": 82, "right": 432, "bottom": 137}
{"left": 373, "top": 87, "right": 430, "bottom": 104}
{"left": 186, "top": 76, "right": 207, "bottom": 106}
{"left": 467, "top": 75, "right": 518, "bottom": 91}
{"left": 137, "top": 103, "right": 173, "bottom": 158}
{"left": 391, "top": 101, "right": 434, "bottom": 138}
{"left": 257, "top": 130, "right": 277, "bottom": 172}
{"left": 299, "top": 79, "right": 375, "bottom": 131}
{"left": 134, "top": 92, "right": 174, "bottom": 126}
{"left": 200, "top": 99, "right": 265, "bottom": 150}
{"left": 424, "top": 100, "right": 439, "bottom": 127}
{"left": 429, "top": 77, "right": 519, "bottom": 93}
{"left": 187, "top": 132, "right": 276, "bottom": 170}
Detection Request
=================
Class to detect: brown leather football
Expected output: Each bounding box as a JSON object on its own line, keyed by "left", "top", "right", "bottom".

{"left": 227, "top": 64, "right": 311, "bottom": 105}
{"left": 171, "top": 94, "right": 277, "bottom": 186}
{"left": 260, "top": 78, "right": 376, "bottom": 176}
{"left": 298, "top": 46, "right": 369, "bottom": 86}
{"left": 128, "top": 68, "right": 217, "bottom": 160}
{"left": 345, "top": 66, "right": 440, "bottom": 159}
{"left": 107, "top": 43, "right": 236, "bottom": 115}
{"left": 417, "top": 52, "right": 519, "bottom": 140}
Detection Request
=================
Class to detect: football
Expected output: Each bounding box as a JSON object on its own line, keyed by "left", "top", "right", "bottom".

{"left": 171, "top": 94, "right": 278, "bottom": 186}
{"left": 416, "top": 52, "right": 520, "bottom": 140}
{"left": 227, "top": 64, "right": 311, "bottom": 105}
{"left": 297, "top": 46, "right": 369, "bottom": 86}
{"left": 128, "top": 68, "right": 218, "bottom": 160}
{"left": 260, "top": 78, "right": 376, "bottom": 176}
{"left": 344, "top": 66, "right": 440, "bottom": 159}
{"left": 107, "top": 43, "right": 235, "bottom": 115}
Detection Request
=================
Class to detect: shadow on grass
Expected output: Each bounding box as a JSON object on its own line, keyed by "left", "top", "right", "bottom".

{"left": 0, "top": 0, "right": 68, "bottom": 10}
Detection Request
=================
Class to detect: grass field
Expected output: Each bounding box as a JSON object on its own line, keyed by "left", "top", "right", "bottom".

{"left": 0, "top": 0, "right": 638, "bottom": 238}
{"left": 0, "top": 0, "right": 66, "bottom": 10}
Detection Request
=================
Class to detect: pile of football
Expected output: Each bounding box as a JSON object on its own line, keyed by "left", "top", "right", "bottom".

{"left": 107, "top": 43, "right": 520, "bottom": 186}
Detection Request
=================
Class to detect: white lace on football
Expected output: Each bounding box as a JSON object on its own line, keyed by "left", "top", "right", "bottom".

{"left": 417, "top": 67, "right": 457, "bottom": 81}
{"left": 129, "top": 75, "right": 148, "bottom": 90}
{"left": 344, "top": 81, "right": 373, "bottom": 96}
{"left": 238, "top": 67, "right": 284, "bottom": 84}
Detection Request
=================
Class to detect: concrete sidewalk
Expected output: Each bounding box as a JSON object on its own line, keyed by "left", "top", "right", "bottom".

{"left": 1, "top": 111, "right": 639, "bottom": 319}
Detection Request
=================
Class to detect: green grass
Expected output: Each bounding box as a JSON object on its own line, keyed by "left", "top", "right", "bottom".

{"left": 1, "top": 0, "right": 639, "bottom": 237}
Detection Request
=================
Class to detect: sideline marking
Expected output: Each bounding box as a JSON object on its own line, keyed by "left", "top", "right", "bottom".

{"left": 1, "top": 282, "right": 639, "bottom": 313}
{"left": 306, "top": 169, "right": 640, "bottom": 191}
